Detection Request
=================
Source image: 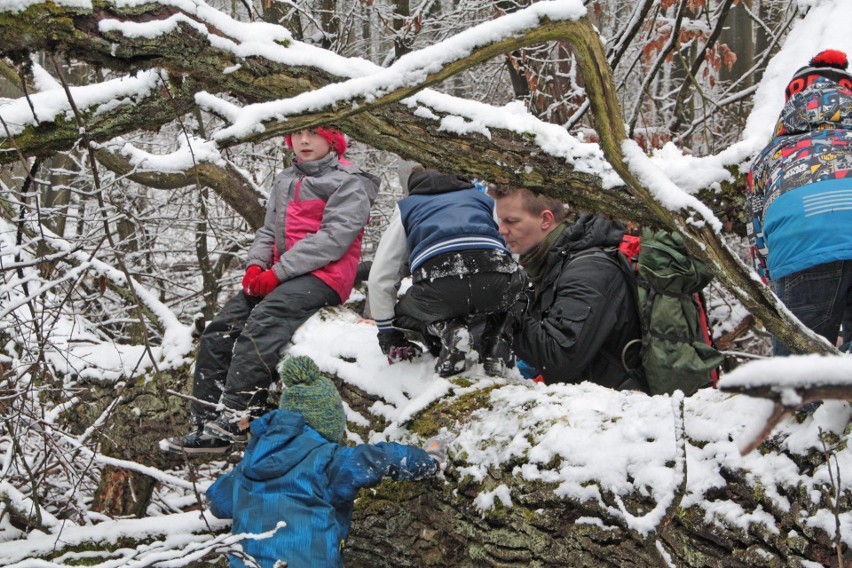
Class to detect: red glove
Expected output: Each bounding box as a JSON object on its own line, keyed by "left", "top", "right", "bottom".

{"left": 250, "top": 269, "right": 280, "bottom": 296}
{"left": 241, "top": 265, "right": 263, "bottom": 295}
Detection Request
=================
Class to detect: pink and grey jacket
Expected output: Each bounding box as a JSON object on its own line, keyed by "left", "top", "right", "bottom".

{"left": 246, "top": 153, "right": 379, "bottom": 301}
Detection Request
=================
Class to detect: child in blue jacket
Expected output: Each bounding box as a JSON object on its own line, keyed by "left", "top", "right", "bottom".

{"left": 206, "top": 356, "right": 445, "bottom": 567}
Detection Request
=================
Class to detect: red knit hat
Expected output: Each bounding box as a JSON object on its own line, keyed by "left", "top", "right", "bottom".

{"left": 810, "top": 49, "right": 848, "bottom": 69}
{"left": 285, "top": 128, "right": 348, "bottom": 157}
{"left": 784, "top": 49, "right": 852, "bottom": 101}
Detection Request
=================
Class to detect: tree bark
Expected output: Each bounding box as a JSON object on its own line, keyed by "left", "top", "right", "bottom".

{"left": 339, "top": 376, "right": 849, "bottom": 568}
{"left": 33, "top": 353, "right": 851, "bottom": 566}
{"left": 94, "top": 148, "right": 267, "bottom": 231}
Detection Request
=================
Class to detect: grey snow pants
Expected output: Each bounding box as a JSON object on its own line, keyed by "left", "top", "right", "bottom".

{"left": 190, "top": 273, "right": 340, "bottom": 422}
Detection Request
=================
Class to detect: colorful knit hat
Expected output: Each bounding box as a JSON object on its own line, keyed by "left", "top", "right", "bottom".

{"left": 285, "top": 127, "right": 348, "bottom": 157}
{"left": 784, "top": 49, "right": 852, "bottom": 101}
{"left": 278, "top": 356, "right": 346, "bottom": 443}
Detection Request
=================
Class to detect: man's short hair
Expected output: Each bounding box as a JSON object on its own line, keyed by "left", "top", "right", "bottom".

{"left": 487, "top": 184, "right": 568, "bottom": 223}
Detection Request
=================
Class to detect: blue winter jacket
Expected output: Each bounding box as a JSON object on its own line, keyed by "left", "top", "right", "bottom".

{"left": 399, "top": 170, "right": 508, "bottom": 272}
{"left": 746, "top": 75, "right": 852, "bottom": 281}
{"left": 206, "top": 410, "right": 437, "bottom": 567}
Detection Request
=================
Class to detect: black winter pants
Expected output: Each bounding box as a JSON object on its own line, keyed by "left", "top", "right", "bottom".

{"left": 394, "top": 271, "right": 520, "bottom": 325}
{"left": 394, "top": 268, "right": 524, "bottom": 352}
{"left": 190, "top": 274, "right": 339, "bottom": 422}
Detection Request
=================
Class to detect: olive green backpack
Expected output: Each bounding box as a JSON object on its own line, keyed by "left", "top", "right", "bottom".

{"left": 618, "top": 229, "right": 724, "bottom": 396}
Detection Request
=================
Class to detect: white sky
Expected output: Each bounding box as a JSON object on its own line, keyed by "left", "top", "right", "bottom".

{"left": 1, "top": 0, "right": 852, "bottom": 564}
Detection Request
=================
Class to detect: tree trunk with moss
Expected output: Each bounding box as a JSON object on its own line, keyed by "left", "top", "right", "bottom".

{"left": 343, "top": 380, "right": 847, "bottom": 568}
{"left": 62, "top": 367, "right": 201, "bottom": 517}
{"left": 5, "top": 315, "right": 849, "bottom": 565}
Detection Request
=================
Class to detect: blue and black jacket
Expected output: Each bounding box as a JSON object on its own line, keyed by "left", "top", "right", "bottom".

{"left": 206, "top": 410, "right": 436, "bottom": 567}
{"left": 368, "top": 170, "right": 513, "bottom": 333}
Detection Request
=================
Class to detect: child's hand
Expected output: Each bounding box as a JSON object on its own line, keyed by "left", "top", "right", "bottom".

{"left": 377, "top": 331, "right": 423, "bottom": 364}
{"left": 250, "top": 269, "right": 280, "bottom": 296}
{"left": 423, "top": 431, "right": 453, "bottom": 465}
{"left": 241, "top": 265, "right": 263, "bottom": 295}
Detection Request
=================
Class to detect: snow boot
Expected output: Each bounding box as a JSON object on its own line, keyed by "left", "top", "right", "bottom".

{"left": 480, "top": 312, "right": 513, "bottom": 377}
{"left": 203, "top": 412, "right": 250, "bottom": 442}
{"left": 427, "top": 317, "right": 470, "bottom": 377}
{"left": 160, "top": 425, "right": 231, "bottom": 454}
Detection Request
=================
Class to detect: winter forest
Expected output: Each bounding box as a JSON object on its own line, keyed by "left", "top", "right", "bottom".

{"left": 2, "top": 0, "right": 852, "bottom": 566}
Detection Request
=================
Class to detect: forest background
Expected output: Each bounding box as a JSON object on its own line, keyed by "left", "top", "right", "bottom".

{"left": 1, "top": 0, "right": 852, "bottom": 566}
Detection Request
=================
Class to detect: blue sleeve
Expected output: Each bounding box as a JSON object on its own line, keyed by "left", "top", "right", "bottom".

{"left": 205, "top": 466, "right": 238, "bottom": 519}
{"left": 329, "top": 442, "right": 437, "bottom": 504}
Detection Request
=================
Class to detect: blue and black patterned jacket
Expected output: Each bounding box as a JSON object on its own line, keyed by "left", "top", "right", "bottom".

{"left": 206, "top": 410, "right": 436, "bottom": 567}
{"left": 746, "top": 75, "right": 852, "bottom": 281}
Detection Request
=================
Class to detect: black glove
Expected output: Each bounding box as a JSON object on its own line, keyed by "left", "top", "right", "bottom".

{"left": 377, "top": 331, "right": 423, "bottom": 364}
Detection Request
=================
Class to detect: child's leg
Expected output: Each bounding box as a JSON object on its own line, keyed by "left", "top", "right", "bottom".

{"left": 427, "top": 317, "right": 470, "bottom": 377}
{"left": 220, "top": 274, "right": 340, "bottom": 415}
{"left": 480, "top": 311, "right": 514, "bottom": 377}
{"left": 190, "top": 291, "right": 260, "bottom": 423}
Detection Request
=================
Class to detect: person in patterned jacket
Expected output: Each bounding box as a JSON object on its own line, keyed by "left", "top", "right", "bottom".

{"left": 746, "top": 49, "right": 852, "bottom": 355}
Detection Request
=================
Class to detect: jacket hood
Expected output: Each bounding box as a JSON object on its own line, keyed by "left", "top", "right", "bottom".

{"left": 292, "top": 152, "right": 380, "bottom": 202}
{"left": 241, "top": 409, "right": 327, "bottom": 482}
{"left": 776, "top": 76, "right": 852, "bottom": 137}
{"left": 555, "top": 213, "right": 625, "bottom": 254}
{"left": 407, "top": 169, "right": 475, "bottom": 196}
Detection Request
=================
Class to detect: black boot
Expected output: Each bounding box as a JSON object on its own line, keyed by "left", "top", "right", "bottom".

{"left": 480, "top": 312, "right": 513, "bottom": 377}
{"left": 426, "top": 317, "right": 470, "bottom": 377}
{"left": 160, "top": 425, "right": 232, "bottom": 454}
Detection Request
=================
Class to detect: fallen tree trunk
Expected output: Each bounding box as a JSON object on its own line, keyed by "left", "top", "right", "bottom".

{"left": 343, "top": 379, "right": 848, "bottom": 567}
{"left": 40, "top": 361, "right": 848, "bottom": 567}
{"left": 8, "top": 302, "right": 849, "bottom": 566}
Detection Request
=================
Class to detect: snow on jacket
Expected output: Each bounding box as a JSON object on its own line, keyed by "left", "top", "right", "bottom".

{"left": 513, "top": 214, "right": 642, "bottom": 389}
{"left": 206, "top": 409, "right": 437, "bottom": 568}
{"left": 246, "top": 153, "right": 380, "bottom": 293}
{"left": 746, "top": 75, "right": 852, "bottom": 282}
{"left": 367, "top": 169, "right": 511, "bottom": 332}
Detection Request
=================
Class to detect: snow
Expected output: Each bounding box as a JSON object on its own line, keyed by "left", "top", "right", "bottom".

{"left": 0, "top": 70, "right": 162, "bottom": 135}
{"left": 115, "top": 134, "right": 226, "bottom": 171}
{"left": 720, "top": 354, "right": 852, "bottom": 390}
{"left": 4, "top": 304, "right": 850, "bottom": 564}
{"left": 473, "top": 484, "right": 513, "bottom": 513}
{"left": 2, "top": 0, "right": 852, "bottom": 564}
{"left": 0, "top": 216, "right": 196, "bottom": 379}
{"left": 197, "top": 1, "right": 589, "bottom": 142}
{"left": 652, "top": 0, "right": 852, "bottom": 194}
{"left": 0, "top": 512, "right": 232, "bottom": 567}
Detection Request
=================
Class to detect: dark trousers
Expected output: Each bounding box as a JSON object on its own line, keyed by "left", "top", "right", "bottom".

{"left": 773, "top": 259, "right": 852, "bottom": 355}
{"left": 394, "top": 269, "right": 524, "bottom": 352}
{"left": 190, "top": 274, "right": 339, "bottom": 422}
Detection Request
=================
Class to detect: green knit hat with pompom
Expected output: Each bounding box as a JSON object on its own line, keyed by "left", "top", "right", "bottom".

{"left": 278, "top": 356, "right": 346, "bottom": 443}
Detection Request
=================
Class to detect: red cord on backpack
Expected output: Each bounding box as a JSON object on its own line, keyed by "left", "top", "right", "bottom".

{"left": 695, "top": 293, "right": 719, "bottom": 388}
